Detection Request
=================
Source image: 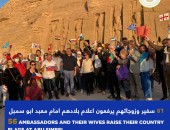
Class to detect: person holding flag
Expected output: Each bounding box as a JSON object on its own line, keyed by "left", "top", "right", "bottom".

{"left": 24, "top": 61, "right": 38, "bottom": 86}
{"left": 41, "top": 54, "right": 59, "bottom": 99}
{"left": 106, "top": 44, "right": 121, "bottom": 100}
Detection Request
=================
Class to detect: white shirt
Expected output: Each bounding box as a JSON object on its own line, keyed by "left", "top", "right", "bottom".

{"left": 140, "top": 58, "right": 154, "bottom": 72}
{"left": 81, "top": 59, "right": 94, "bottom": 73}
{"left": 41, "top": 60, "right": 56, "bottom": 79}
{"left": 53, "top": 57, "right": 62, "bottom": 71}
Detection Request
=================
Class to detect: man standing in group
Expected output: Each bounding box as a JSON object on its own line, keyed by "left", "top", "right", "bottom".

{"left": 104, "top": 44, "right": 121, "bottom": 100}
{"left": 41, "top": 54, "right": 59, "bottom": 99}
{"left": 59, "top": 48, "right": 77, "bottom": 97}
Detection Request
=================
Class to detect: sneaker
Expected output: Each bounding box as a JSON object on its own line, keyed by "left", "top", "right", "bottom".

{"left": 80, "top": 89, "right": 83, "bottom": 93}
{"left": 102, "top": 91, "right": 106, "bottom": 95}
{"left": 107, "top": 95, "right": 115, "bottom": 99}
{"left": 160, "top": 97, "right": 167, "bottom": 100}
{"left": 146, "top": 98, "right": 152, "bottom": 100}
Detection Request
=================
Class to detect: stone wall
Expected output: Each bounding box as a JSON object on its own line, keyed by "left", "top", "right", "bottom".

{"left": 0, "top": 0, "right": 170, "bottom": 56}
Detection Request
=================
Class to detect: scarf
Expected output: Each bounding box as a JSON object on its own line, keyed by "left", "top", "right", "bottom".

{"left": 139, "top": 52, "right": 149, "bottom": 64}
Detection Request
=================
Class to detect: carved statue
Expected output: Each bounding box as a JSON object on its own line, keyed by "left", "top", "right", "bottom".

{"left": 62, "top": 19, "right": 70, "bottom": 45}
{"left": 86, "top": 0, "right": 98, "bottom": 11}
{"left": 112, "top": 16, "right": 122, "bottom": 42}
{"left": 95, "top": 13, "right": 105, "bottom": 43}
{"left": 75, "top": 19, "right": 83, "bottom": 38}
{"left": 51, "top": 20, "right": 59, "bottom": 34}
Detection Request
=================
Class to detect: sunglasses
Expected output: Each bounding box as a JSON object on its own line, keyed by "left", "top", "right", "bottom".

{"left": 31, "top": 64, "right": 36, "bottom": 66}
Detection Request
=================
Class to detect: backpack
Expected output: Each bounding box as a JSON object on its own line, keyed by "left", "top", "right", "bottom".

{"left": 116, "top": 64, "right": 129, "bottom": 80}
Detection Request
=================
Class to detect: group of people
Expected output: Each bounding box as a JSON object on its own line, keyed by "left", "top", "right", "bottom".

{"left": 0, "top": 34, "right": 170, "bottom": 107}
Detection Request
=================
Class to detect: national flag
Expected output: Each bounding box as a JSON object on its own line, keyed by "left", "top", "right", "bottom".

{"left": 107, "top": 53, "right": 115, "bottom": 64}
{"left": 9, "top": 45, "right": 12, "bottom": 49}
{"left": 69, "top": 39, "right": 77, "bottom": 43}
{"left": 136, "top": 26, "right": 150, "bottom": 37}
{"left": 46, "top": 66, "right": 56, "bottom": 71}
{"left": 111, "top": 37, "right": 116, "bottom": 41}
{"left": 48, "top": 44, "right": 53, "bottom": 51}
{"left": 32, "top": 43, "right": 39, "bottom": 48}
{"left": 79, "top": 33, "right": 84, "bottom": 41}
{"left": 2, "top": 42, "right": 10, "bottom": 48}
{"left": 34, "top": 56, "right": 42, "bottom": 62}
{"left": 128, "top": 24, "right": 136, "bottom": 30}
{"left": 55, "top": 36, "right": 61, "bottom": 40}
{"left": 32, "top": 72, "right": 42, "bottom": 79}
{"left": 159, "top": 13, "right": 169, "bottom": 21}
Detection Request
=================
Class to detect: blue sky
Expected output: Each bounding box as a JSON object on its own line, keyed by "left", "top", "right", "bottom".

{"left": 0, "top": 0, "right": 9, "bottom": 8}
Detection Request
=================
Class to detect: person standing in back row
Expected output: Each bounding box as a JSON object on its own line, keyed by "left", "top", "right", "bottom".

{"left": 59, "top": 48, "right": 77, "bottom": 97}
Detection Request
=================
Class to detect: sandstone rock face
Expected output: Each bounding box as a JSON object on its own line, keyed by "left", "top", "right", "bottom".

{"left": 0, "top": 0, "right": 170, "bottom": 57}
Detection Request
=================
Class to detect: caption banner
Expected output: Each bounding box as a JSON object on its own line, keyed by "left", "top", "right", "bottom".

{"left": 5, "top": 101, "right": 170, "bottom": 130}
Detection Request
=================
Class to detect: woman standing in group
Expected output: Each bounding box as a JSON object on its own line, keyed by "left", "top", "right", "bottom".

{"left": 24, "top": 61, "right": 38, "bottom": 86}
{"left": 81, "top": 52, "right": 94, "bottom": 96}
{"left": 139, "top": 45, "right": 154, "bottom": 100}
{"left": 4, "top": 59, "right": 22, "bottom": 100}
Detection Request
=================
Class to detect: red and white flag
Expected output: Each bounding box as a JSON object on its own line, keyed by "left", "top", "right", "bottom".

{"left": 55, "top": 36, "right": 61, "bottom": 40}
{"left": 69, "top": 39, "right": 77, "bottom": 43}
{"left": 159, "top": 13, "right": 169, "bottom": 21}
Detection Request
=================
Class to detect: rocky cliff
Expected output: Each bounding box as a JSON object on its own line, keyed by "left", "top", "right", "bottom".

{"left": 0, "top": 0, "right": 170, "bottom": 56}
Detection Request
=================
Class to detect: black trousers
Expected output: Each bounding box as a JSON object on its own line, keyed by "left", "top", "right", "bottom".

{"left": 43, "top": 78, "right": 59, "bottom": 99}
{"left": 82, "top": 72, "right": 94, "bottom": 94}
{"left": 107, "top": 71, "right": 120, "bottom": 98}
{"left": 55, "top": 71, "right": 64, "bottom": 95}
{"left": 158, "top": 68, "right": 168, "bottom": 97}
{"left": 94, "top": 68, "right": 105, "bottom": 91}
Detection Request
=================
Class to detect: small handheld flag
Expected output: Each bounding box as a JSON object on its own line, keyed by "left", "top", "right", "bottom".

{"left": 34, "top": 56, "right": 42, "bottom": 62}
{"left": 32, "top": 43, "right": 39, "bottom": 48}
{"left": 159, "top": 13, "right": 169, "bottom": 21}
{"left": 32, "top": 73, "right": 42, "bottom": 79}
{"left": 48, "top": 44, "right": 53, "bottom": 51}
{"left": 128, "top": 24, "right": 136, "bottom": 30}
{"left": 79, "top": 33, "right": 84, "bottom": 41}
{"left": 2, "top": 42, "right": 10, "bottom": 48}
{"left": 55, "top": 36, "right": 61, "bottom": 40}
{"left": 46, "top": 66, "right": 56, "bottom": 71}
{"left": 69, "top": 39, "right": 77, "bottom": 43}
{"left": 111, "top": 37, "right": 116, "bottom": 41}
{"left": 107, "top": 53, "right": 115, "bottom": 64}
